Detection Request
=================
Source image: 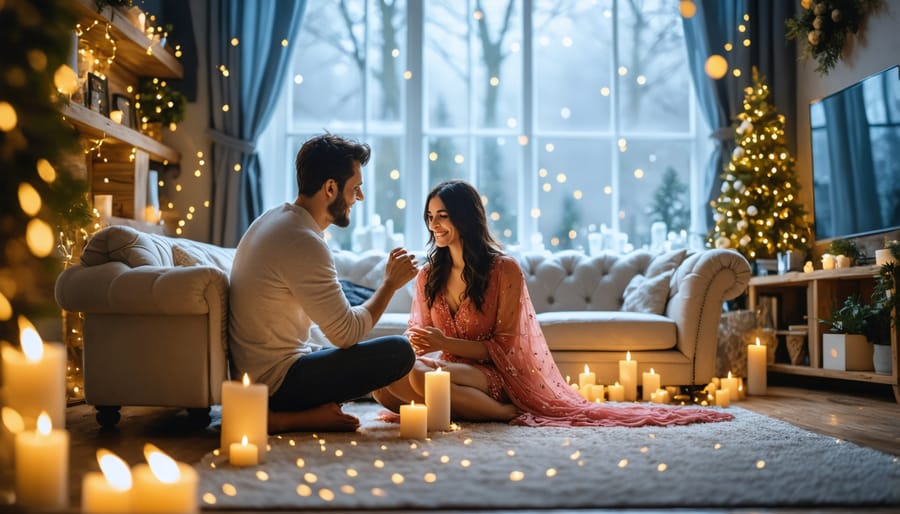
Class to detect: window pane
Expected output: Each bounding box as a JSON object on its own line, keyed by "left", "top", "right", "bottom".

{"left": 427, "top": 136, "right": 468, "bottom": 187}
{"left": 476, "top": 137, "right": 520, "bottom": 245}
{"left": 472, "top": 2, "right": 523, "bottom": 129}
{"left": 425, "top": 2, "right": 468, "bottom": 129}
{"left": 369, "top": 136, "right": 407, "bottom": 238}
{"left": 535, "top": 0, "right": 613, "bottom": 131}
{"left": 292, "top": 1, "right": 365, "bottom": 130}
{"left": 536, "top": 138, "right": 612, "bottom": 251}
{"left": 368, "top": 0, "right": 406, "bottom": 126}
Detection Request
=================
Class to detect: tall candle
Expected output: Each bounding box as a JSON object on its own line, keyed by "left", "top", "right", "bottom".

{"left": 618, "top": 351, "right": 638, "bottom": 401}
{"left": 14, "top": 412, "right": 69, "bottom": 511}
{"left": 1, "top": 316, "right": 66, "bottom": 429}
{"left": 229, "top": 435, "right": 258, "bottom": 467}
{"left": 221, "top": 373, "right": 268, "bottom": 463}
{"left": 607, "top": 382, "right": 625, "bottom": 402}
{"left": 424, "top": 367, "right": 450, "bottom": 431}
{"left": 578, "top": 364, "right": 596, "bottom": 389}
{"left": 721, "top": 371, "right": 739, "bottom": 401}
{"left": 82, "top": 449, "right": 132, "bottom": 513}
{"left": 747, "top": 338, "right": 767, "bottom": 395}
{"left": 131, "top": 444, "right": 198, "bottom": 513}
{"left": 399, "top": 401, "right": 427, "bottom": 439}
{"left": 641, "top": 368, "right": 661, "bottom": 401}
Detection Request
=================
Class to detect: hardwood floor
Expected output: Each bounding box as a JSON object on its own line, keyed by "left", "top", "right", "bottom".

{"left": 2, "top": 374, "right": 898, "bottom": 513}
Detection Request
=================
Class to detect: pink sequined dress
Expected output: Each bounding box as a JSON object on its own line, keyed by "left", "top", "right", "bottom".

{"left": 409, "top": 255, "right": 734, "bottom": 427}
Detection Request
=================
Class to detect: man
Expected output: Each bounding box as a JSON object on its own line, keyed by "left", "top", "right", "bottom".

{"left": 229, "top": 133, "right": 418, "bottom": 433}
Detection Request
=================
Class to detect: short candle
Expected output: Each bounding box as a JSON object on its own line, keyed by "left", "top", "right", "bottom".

{"left": 641, "top": 367, "right": 661, "bottom": 402}
{"left": 229, "top": 435, "right": 259, "bottom": 467}
{"left": 14, "top": 412, "right": 69, "bottom": 511}
{"left": 578, "top": 364, "right": 596, "bottom": 389}
{"left": 607, "top": 381, "right": 625, "bottom": 402}
{"left": 131, "top": 443, "right": 198, "bottom": 513}
{"left": 1, "top": 316, "right": 66, "bottom": 429}
{"left": 81, "top": 449, "right": 132, "bottom": 513}
{"left": 721, "top": 371, "right": 739, "bottom": 401}
{"left": 399, "top": 401, "right": 428, "bottom": 439}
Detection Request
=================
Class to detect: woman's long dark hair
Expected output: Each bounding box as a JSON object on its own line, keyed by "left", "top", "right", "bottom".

{"left": 423, "top": 180, "right": 503, "bottom": 312}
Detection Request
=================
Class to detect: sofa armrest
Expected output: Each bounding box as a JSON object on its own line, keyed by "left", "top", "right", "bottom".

{"left": 665, "top": 249, "right": 751, "bottom": 384}
{"left": 55, "top": 261, "right": 228, "bottom": 315}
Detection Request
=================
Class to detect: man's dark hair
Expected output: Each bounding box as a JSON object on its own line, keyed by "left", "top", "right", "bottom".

{"left": 295, "top": 133, "right": 371, "bottom": 197}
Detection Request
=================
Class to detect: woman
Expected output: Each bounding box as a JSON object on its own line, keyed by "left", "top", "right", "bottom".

{"left": 374, "top": 180, "right": 732, "bottom": 427}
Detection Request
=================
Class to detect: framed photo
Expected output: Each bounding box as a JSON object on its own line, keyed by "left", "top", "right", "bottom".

{"left": 112, "top": 93, "right": 136, "bottom": 129}
{"left": 86, "top": 73, "right": 109, "bottom": 116}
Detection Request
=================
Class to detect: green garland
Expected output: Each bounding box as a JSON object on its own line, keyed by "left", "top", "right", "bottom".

{"left": 786, "top": 0, "right": 883, "bottom": 76}
{"left": 135, "top": 77, "right": 186, "bottom": 125}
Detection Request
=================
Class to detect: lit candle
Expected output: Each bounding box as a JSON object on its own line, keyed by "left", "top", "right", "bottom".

{"left": 747, "top": 338, "right": 767, "bottom": 395}
{"left": 589, "top": 384, "right": 605, "bottom": 402}
{"left": 721, "top": 371, "right": 739, "bottom": 401}
{"left": 578, "top": 364, "right": 596, "bottom": 389}
{"left": 131, "top": 443, "right": 198, "bottom": 513}
{"left": 399, "top": 401, "right": 427, "bottom": 439}
{"left": 94, "top": 194, "right": 113, "bottom": 219}
{"left": 650, "top": 389, "right": 669, "bottom": 404}
{"left": 229, "top": 435, "right": 259, "bottom": 467}
{"left": 618, "top": 351, "right": 638, "bottom": 401}
{"left": 424, "top": 367, "right": 450, "bottom": 431}
{"left": 607, "top": 382, "right": 625, "bottom": 402}
{"left": 82, "top": 449, "right": 132, "bottom": 513}
{"left": 1, "top": 316, "right": 66, "bottom": 429}
{"left": 641, "top": 367, "right": 661, "bottom": 401}
{"left": 110, "top": 110, "right": 124, "bottom": 124}
{"left": 14, "top": 412, "right": 69, "bottom": 511}
{"left": 715, "top": 388, "right": 731, "bottom": 407}
{"left": 220, "top": 373, "right": 268, "bottom": 463}
{"left": 821, "top": 253, "right": 835, "bottom": 270}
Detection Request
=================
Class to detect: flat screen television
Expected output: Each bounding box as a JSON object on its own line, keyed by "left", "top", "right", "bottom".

{"left": 810, "top": 65, "right": 900, "bottom": 243}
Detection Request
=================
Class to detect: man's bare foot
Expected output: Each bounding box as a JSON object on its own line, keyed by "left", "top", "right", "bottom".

{"left": 268, "top": 403, "right": 360, "bottom": 434}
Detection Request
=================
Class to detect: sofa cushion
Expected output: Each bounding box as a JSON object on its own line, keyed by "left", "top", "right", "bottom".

{"left": 365, "top": 313, "right": 410, "bottom": 339}
{"left": 171, "top": 241, "right": 236, "bottom": 275}
{"left": 621, "top": 270, "right": 674, "bottom": 314}
{"left": 340, "top": 280, "right": 375, "bottom": 306}
{"left": 537, "top": 311, "right": 676, "bottom": 352}
{"left": 645, "top": 248, "right": 688, "bottom": 278}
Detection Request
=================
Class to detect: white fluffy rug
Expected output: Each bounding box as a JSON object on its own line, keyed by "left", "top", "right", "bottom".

{"left": 196, "top": 401, "right": 900, "bottom": 510}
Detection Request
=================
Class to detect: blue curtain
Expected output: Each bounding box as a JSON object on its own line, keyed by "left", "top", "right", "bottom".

{"left": 682, "top": 0, "right": 796, "bottom": 231}
{"left": 207, "top": 0, "right": 306, "bottom": 247}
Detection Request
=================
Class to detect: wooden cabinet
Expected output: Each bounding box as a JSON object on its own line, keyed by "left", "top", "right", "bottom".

{"left": 64, "top": 0, "right": 181, "bottom": 231}
{"left": 748, "top": 267, "right": 899, "bottom": 402}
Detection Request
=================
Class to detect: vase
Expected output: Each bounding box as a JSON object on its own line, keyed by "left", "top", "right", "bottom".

{"left": 872, "top": 344, "right": 892, "bottom": 374}
{"left": 822, "top": 333, "right": 873, "bottom": 371}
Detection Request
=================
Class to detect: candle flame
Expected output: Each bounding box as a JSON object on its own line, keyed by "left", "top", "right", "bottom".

{"left": 1, "top": 407, "right": 24, "bottom": 434}
{"left": 410, "top": 401, "right": 416, "bottom": 407}
{"left": 727, "top": 371, "right": 733, "bottom": 379}
{"left": 436, "top": 366, "right": 442, "bottom": 373}
{"left": 242, "top": 373, "right": 250, "bottom": 386}
{"left": 755, "top": 337, "right": 761, "bottom": 347}
{"left": 650, "top": 368, "right": 655, "bottom": 374}
{"left": 98, "top": 449, "right": 132, "bottom": 491}
{"left": 37, "top": 411, "right": 52, "bottom": 435}
{"left": 626, "top": 350, "right": 631, "bottom": 361}
{"left": 241, "top": 435, "right": 248, "bottom": 446}
{"left": 144, "top": 443, "right": 181, "bottom": 483}
{"left": 615, "top": 381, "right": 620, "bottom": 386}
{"left": 583, "top": 364, "right": 590, "bottom": 373}
{"left": 18, "top": 316, "right": 43, "bottom": 361}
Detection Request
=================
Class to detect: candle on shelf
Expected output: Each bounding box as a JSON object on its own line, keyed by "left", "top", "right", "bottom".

{"left": 747, "top": 337, "right": 767, "bottom": 396}
{"left": 721, "top": 371, "right": 739, "bottom": 401}
{"left": 424, "top": 367, "right": 451, "bottom": 431}
{"left": 94, "top": 194, "right": 113, "bottom": 219}
{"left": 835, "top": 255, "right": 851, "bottom": 269}
{"left": 821, "top": 253, "right": 835, "bottom": 270}
{"left": 220, "top": 373, "right": 268, "bottom": 463}
{"left": 715, "top": 388, "right": 731, "bottom": 407}
{"left": 82, "top": 449, "right": 132, "bottom": 513}
{"left": 110, "top": 110, "right": 124, "bottom": 124}
{"left": 618, "top": 351, "right": 638, "bottom": 401}
{"left": 131, "top": 443, "right": 198, "bottom": 513}
{"left": 876, "top": 248, "right": 897, "bottom": 266}
{"left": 607, "top": 382, "right": 625, "bottom": 402}
{"left": 14, "top": 412, "right": 69, "bottom": 511}
{"left": 578, "top": 364, "right": 596, "bottom": 389}
{"left": 641, "top": 367, "right": 661, "bottom": 401}
{"left": 1, "top": 316, "right": 66, "bottom": 429}
{"left": 399, "top": 401, "right": 428, "bottom": 439}
{"left": 229, "top": 435, "right": 258, "bottom": 467}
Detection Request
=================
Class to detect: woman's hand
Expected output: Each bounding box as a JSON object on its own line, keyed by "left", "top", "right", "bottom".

{"left": 407, "top": 326, "right": 447, "bottom": 354}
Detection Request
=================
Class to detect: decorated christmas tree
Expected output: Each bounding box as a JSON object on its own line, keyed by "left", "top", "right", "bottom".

{"left": 707, "top": 68, "right": 811, "bottom": 262}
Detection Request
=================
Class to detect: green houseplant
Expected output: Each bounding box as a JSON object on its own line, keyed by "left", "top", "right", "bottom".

{"left": 819, "top": 294, "right": 875, "bottom": 371}
{"left": 825, "top": 238, "right": 864, "bottom": 264}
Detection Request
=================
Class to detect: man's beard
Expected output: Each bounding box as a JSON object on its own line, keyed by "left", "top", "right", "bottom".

{"left": 328, "top": 192, "right": 351, "bottom": 227}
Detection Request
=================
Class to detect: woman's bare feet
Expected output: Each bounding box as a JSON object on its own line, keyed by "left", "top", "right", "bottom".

{"left": 268, "top": 403, "right": 359, "bottom": 434}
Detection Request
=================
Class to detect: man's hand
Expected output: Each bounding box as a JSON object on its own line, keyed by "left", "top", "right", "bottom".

{"left": 383, "top": 247, "right": 418, "bottom": 291}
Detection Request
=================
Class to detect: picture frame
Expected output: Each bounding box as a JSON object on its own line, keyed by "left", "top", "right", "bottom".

{"left": 86, "top": 73, "right": 109, "bottom": 116}
{"left": 112, "top": 93, "right": 136, "bottom": 129}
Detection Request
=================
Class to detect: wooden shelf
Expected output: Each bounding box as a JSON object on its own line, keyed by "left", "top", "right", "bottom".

{"left": 62, "top": 102, "right": 179, "bottom": 164}
{"left": 767, "top": 363, "right": 896, "bottom": 385}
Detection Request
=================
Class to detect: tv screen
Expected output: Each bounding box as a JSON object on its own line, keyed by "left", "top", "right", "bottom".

{"left": 810, "top": 65, "right": 900, "bottom": 242}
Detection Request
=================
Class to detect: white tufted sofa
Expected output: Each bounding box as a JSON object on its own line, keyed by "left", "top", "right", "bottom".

{"left": 55, "top": 225, "right": 750, "bottom": 426}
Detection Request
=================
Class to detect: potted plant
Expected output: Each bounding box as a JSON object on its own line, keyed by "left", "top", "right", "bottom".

{"left": 826, "top": 238, "right": 864, "bottom": 266}
{"left": 818, "top": 294, "right": 874, "bottom": 371}
{"left": 135, "top": 77, "right": 186, "bottom": 140}
{"left": 867, "top": 261, "right": 896, "bottom": 373}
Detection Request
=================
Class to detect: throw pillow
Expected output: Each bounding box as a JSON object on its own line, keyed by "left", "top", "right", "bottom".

{"left": 622, "top": 270, "right": 674, "bottom": 314}
{"left": 172, "top": 244, "right": 201, "bottom": 267}
{"left": 340, "top": 280, "right": 375, "bottom": 306}
{"left": 645, "top": 248, "right": 687, "bottom": 278}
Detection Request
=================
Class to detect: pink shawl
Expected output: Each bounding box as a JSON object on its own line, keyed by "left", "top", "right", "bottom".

{"left": 409, "top": 256, "right": 733, "bottom": 427}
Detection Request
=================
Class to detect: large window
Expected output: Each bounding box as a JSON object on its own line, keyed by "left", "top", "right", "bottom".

{"left": 259, "top": 0, "right": 712, "bottom": 252}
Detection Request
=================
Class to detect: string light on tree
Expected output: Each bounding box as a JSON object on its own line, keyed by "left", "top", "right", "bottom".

{"left": 707, "top": 68, "right": 810, "bottom": 261}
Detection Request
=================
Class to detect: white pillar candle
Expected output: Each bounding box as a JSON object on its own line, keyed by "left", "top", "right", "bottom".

{"left": 229, "top": 435, "right": 259, "bottom": 467}
{"left": 82, "top": 449, "right": 132, "bottom": 513}
{"left": 131, "top": 444, "right": 198, "bottom": 513}
{"left": 589, "top": 384, "right": 605, "bottom": 402}
{"left": 399, "top": 401, "right": 427, "bottom": 439}
{"left": 607, "top": 382, "right": 625, "bottom": 402}
{"left": 651, "top": 389, "right": 669, "bottom": 404}
{"left": 618, "top": 351, "right": 638, "bottom": 401}
{"left": 835, "top": 255, "right": 851, "bottom": 268}
{"left": 641, "top": 368, "right": 661, "bottom": 401}
{"left": 747, "top": 338, "right": 767, "bottom": 395}
{"left": 94, "top": 194, "right": 113, "bottom": 219}
{"left": 578, "top": 364, "right": 596, "bottom": 389}
{"left": 424, "top": 367, "right": 450, "bottom": 431}
{"left": 821, "top": 253, "right": 835, "bottom": 270}
{"left": 14, "top": 412, "right": 69, "bottom": 511}
{"left": 875, "top": 248, "right": 897, "bottom": 266}
{"left": 1, "top": 317, "right": 66, "bottom": 429}
{"left": 715, "top": 388, "right": 731, "bottom": 407}
{"left": 220, "top": 373, "right": 268, "bottom": 463}
{"left": 721, "top": 372, "right": 739, "bottom": 401}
